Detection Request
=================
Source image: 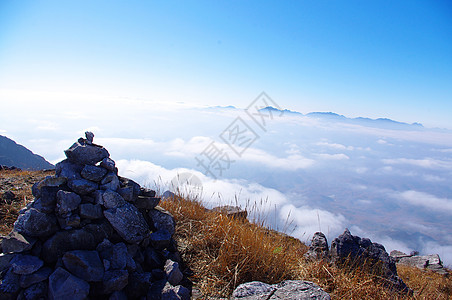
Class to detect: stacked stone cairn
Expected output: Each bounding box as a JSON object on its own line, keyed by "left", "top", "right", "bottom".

{"left": 0, "top": 133, "right": 190, "bottom": 299}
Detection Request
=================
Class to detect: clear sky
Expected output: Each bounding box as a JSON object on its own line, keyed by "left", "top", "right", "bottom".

{"left": 1, "top": 0, "right": 451, "bottom": 128}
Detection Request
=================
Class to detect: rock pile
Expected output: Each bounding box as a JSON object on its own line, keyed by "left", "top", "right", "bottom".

{"left": 390, "top": 250, "right": 448, "bottom": 275}
{"left": 0, "top": 133, "right": 190, "bottom": 299}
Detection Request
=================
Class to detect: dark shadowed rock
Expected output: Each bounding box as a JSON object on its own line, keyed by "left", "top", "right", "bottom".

{"left": 97, "top": 241, "right": 128, "bottom": 270}
{"left": 102, "top": 270, "right": 129, "bottom": 294}
{"left": 79, "top": 203, "right": 103, "bottom": 220}
{"left": 14, "top": 208, "right": 58, "bottom": 238}
{"left": 100, "top": 173, "right": 120, "bottom": 191}
{"left": 21, "top": 280, "right": 47, "bottom": 300}
{"left": 330, "top": 229, "right": 410, "bottom": 294}
{"left": 19, "top": 266, "right": 52, "bottom": 288}
{"left": 102, "top": 190, "right": 126, "bottom": 209}
{"left": 103, "top": 202, "right": 149, "bottom": 244}
{"left": 164, "top": 259, "right": 183, "bottom": 286}
{"left": 0, "top": 253, "right": 15, "bottom": 272}
{"left": 62, "top": 250, "right": 104, "bottom": 282}
{"left": 148, "top": 207, "right": 175, "bottom": 235}
{"left": 135, "top": 196, "right": 160, "bottom": 210}
{"left": 81, "top": 165, "right": 107, "bottom": 182}
{"left": 68, "top": 179, "right": 98, "bottom": 195}
{"left": 125, "top": 272, "right": 152, "bottom": 299}
{"left": 100, "top": 158, "right": 116, "bottom": 172}
{"left": 305, "top": 232, "right": 329, "bottom": 260}
{"left": 56, "top": 190, "right": 81, "bottom": 217}
{"left": 64, "top": 141, "right": 109, "bottom": 165}
{"left": 55, "top": 159, "right": 83, "bottom": 181}
{"left": 1, "top": 230, "right": 36, "bottom": 254}
{"left": 117, "top": 186, "right": 134, "bottom": 202}
{"left": 0, "top": 269, "right": 21, "bottom": 299}
{"left": 48, "top": 267, "right": 90, "bottom": 300}
{"left": 85, "top": 131, "right": 94, "bottom": 144}
{"left": 10, "top": 254, "right": 44, "bottom": 275}
{"left": 150, "top": 230, "right": 171, "bottom": 250}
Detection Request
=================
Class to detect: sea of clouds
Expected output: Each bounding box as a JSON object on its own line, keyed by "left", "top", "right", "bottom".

{"left": 2, "top": 92, "right": 451, "bottom": 265}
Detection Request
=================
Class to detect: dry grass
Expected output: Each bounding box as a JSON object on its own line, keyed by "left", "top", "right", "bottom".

{"left": 161, "top": 195, "right": 451, "bottom": 299}
{"left": 0, "top": 169, "right": 51, "bottom": 235}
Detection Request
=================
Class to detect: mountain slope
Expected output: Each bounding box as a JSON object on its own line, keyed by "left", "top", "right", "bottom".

{"left": 0, "top": 135, "right": 54, "bottom": 170}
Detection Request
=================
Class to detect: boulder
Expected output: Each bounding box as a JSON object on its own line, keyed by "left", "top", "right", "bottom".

{"left": 19, "top": 266, "right": 52, "bottom": 288}
{"left": 100, "top": 158, "right": 116, "bottom": 172}
{"left": 164, "top": 259, "right": 183, "bottom": 286}
{"left": 56, "top": 190, "right": 81, "bottom": 217}
{"left": 148, "top": 206, "right": 175, "bottom": 235}
{"left": 10, "top": 254, "right": 44, "bottom": 275}
{"left": 64, "top": 141, "right": 109, "bottom": 165}
{"left": 305, "top": 232, "right": 329, "bottom": 260}
{"left": 67, "top": 179, "right": 98, "bottom": 195}
{"left": 81, "top": 165, "right": 107, "bottom": 182}
{"left": 48, "top": 267, "right": 90, "bottom": 300}
{"left": 62, "top": 250, "right": 104, "bottom": 282}
{"left": 232, "top": 280, "right": 331, "bottom": 300}
{"left": 330, "top": 229, "right": 410, "bottom": 293}
{"left": 102, "top": 189, "right": 126, "bottom": 209}
{"left": 79, "top": 203, "right": 103, "bottom": 220}
{"left": 14, "top": 208, "right": 58, "bottom": 238}
{"left": 103, "top": 202, "right": 150, "bottom": 244}
{"left": 391, "top": 251, "right": 449, "bottom": 275}
{"left": 1, "top": 230, "right": 36, "bottom": 254}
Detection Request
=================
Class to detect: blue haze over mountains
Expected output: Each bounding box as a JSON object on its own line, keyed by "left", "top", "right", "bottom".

{"left": 2, "top": 101, "right": 451, "bottom": 265}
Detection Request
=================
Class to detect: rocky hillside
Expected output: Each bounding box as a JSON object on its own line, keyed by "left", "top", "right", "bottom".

{"left": 0, "top": 133, "right": 450, "bottom": 299}
{"left": 0, "top": 135, "right": 54, "bottom": 171}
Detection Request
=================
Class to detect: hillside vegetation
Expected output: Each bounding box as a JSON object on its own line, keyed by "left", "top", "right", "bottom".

{"left": 1, "top": 169, "right": 450, "bottom": 299}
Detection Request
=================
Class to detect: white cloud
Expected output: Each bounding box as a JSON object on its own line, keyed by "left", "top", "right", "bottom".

{"left": 394, "top": 190, "right": 452, "bottom": 214}
{"left": 316, "top": 141, "right": 354, "bottom": 151}
{"left": 382, "top": 158, "right": 452, "bottom": 170}
{"left": 316, "top": 153, "right": 350, "bottom": 160}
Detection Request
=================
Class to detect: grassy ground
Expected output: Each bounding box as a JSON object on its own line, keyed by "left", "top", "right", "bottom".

{"left": 1, "top": 169, "right": 450, "bottom": 299}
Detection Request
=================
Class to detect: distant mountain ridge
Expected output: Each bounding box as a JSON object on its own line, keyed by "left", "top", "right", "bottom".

{"left": 0, "top": 135, "right": 54, "bottom": 170}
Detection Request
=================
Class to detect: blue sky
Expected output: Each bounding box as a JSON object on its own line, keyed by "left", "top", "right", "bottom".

{"left": 1, "top": 0, "right": 451, "bottom": 128}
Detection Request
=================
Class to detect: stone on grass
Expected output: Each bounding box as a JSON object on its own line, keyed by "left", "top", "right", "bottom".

{"left": 148, "top": 207, "right": 175, "bottom": 235}
{"left": 164, "top": 259, "right": 183, "bottom": 286}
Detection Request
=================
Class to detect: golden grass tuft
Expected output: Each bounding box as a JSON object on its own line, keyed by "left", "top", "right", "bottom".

{"left": 161, "top": 195, "right": 451, "bottom": 299}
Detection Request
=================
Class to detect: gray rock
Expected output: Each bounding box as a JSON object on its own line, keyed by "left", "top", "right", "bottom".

{"left": 102, "top": 270, "right": 129, "bottom": 294}
{"left": 117, "top": 187, "right": 134, "bottom": 202}
{"left": 55, "top": 159, "right": 83, "bottom": 181}
{"left": 232, "top": 281, "right": 275, "bottom": 299}
{"left": 330, "top": 229, "right": 410, "bottom": 293}
{"left": 19, "top": 266, "right": 52, "bottom": 288}
{"left": 100, "top": 158, "right": 116, "bottom": 172}
{"left": 57, "top": 214, "right": 81, "bottom": 229}
{"left": 32, "top": 176, "right": 67, "bottom": 198}
{"left": 85, "top": 131, "right": 94, "bottom": 144}
{"left": 162, "top": 282, "right": 190, "bottom": 300}
{"left": 56, "top": 190, "right": 82, "bottom": 217}
{"left": 1, "top": 230, "right": 37, "bottom": 254}
{"left": 14, "top": 208, "right": 58, "bottom": 237}
{"left": 305, "top": 232, "right": 329, "bottom": 260}
{"left": 68, "top": 179, "right": 98, "bottom": 195}
{"left": 162, "top": 190, "right": 175, "bottom": 199}
{"left": 92, "top": 189, "right": 105, "bottom": 205}
{"left": 211, "top": 205, "right": 248, "bottom": 220}
{"left": 136, "top": 196, "right": 160, "bottom": 210}
{"left": 389, "top": 250, "right": 411, "bottom": 260}
{"left": 10, "top": 254, "right": 44, "bottom": 275}
{"left": 62, "top": 250, "right": 104, "bottom": 282}
{"left": 148, "top": 207, "right": 175, "bottom": 235}
{"left": 397, "top": 254, "right": 448, "bottom": 275}
{"left": 41, "top": 229, "right": 98, "bottom": 263}
{"left": 48, "top": 267, "right": 90, "bottom": 300}
{"left": 39, "top": 186, "right": 62, "bottom": 213}
{"left": 79, "top": 203, "right": 103, "bottom": 219}
{"left": 164, "top": 259, "right": 183, "bottom": 286}
{"left": 100, "top": 173, "right": 120, "bottom": 191}
{"left": 98, "top": 242, "right": 128, "bottom": 270}
{"left": 232, "top": 280, "right": 331, "bottom": 300}
{"left": 81, "top": 165, "right": 107, "bottom": 182}
{"left": 103, "top": 202, "right": 150, "bottom": 244}
{"left": 64, "top": 140, "right": 109, "bottom": 165}
{"left": 102, "top": 190, "right": 126, "bottom": 209}
{"left": 150, "top": 230, "right": 172, "bottom": 250}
